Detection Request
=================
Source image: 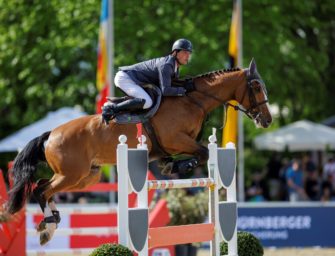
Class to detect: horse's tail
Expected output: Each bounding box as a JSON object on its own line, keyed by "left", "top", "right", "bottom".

{"left": 7, "top": 131, "right": 51, "bottom": 214}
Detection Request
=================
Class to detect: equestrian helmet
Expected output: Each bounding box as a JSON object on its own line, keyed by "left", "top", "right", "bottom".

{"left": 172, "top": 39, "right": 193, "bottom": 52}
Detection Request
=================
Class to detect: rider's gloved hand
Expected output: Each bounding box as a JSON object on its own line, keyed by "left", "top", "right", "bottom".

{"left": 184, "top": 80, "right": 195, "bottom": 93}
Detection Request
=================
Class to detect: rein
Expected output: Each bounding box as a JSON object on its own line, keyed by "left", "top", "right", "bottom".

{"left": 189, "top": 75, "right": 268, "bottom": 121}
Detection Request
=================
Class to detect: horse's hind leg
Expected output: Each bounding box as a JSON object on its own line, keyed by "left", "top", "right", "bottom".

{"left": 33, "top": 179, "right": 61, "bottom": 232}
{"left": 37, "top": 173, "right": 86, "bottom": 245}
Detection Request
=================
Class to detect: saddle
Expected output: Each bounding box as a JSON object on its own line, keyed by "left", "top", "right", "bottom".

{"left": 106, "top": 84, "right": 162, "bottom": 124}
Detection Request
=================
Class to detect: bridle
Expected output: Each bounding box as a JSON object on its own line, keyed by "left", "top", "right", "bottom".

{"left": 187, "top": 70, "right": 268, "bottom": 121}
{"left": 225, "top": 78, "right": 268, "bottom": 120}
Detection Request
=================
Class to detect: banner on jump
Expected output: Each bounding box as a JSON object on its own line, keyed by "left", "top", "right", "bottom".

{"left": 238, "top": 205, "right": 335, "bottom": 247}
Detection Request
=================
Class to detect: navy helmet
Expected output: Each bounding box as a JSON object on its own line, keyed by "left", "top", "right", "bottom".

{"left": 172, "top": 39, "right": 193, "bottom": 52}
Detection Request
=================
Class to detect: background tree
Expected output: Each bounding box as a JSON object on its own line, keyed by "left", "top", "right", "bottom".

{"left": 1, "top": 0, "right": 335, "bottom": 180}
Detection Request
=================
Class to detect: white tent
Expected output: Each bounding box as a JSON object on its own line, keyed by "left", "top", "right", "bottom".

{"left": 0, "top": 107, "right": 87, "bottom": 152}
{"left": 254, "top": 120, "right": 335, "bottom": 151}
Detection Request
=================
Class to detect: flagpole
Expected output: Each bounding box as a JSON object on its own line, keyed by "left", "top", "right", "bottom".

{"left": 237, "top": 0, "right": 245, "bottom": 202}
{"left": 107, "top": 0, "right": 115, "bottom": 204}
{"left": 107, "top": 0, "right": 114, "bottom": 97}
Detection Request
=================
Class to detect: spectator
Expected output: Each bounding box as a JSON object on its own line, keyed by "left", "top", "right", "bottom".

{"left": 323, "top": 157, "right": 335, "bottom": 188}
{"left": 265, "top": 153, "right": 282, "bottom": 200}
{"left": 320, "top": 174, "right": 334, "bottom": 202}
{"left": 304, "top": 170, "right": 320, "bottom": 201}
{"left": 302, "top": 154, "right": 319, "bottom": 201}
{"left": 246, "top": 171, "right": 269, "bottom": 202}
{"left": 286, "top": 159, "right": 307, "bottom": 202}
{"left": 279, "top": 158, "right": 291, "bottom": 201}
{"left": 302, "top": 153, "right": 317, "bottom": 173}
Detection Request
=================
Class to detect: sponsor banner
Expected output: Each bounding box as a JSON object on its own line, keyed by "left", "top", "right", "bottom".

{"left": 238, "top": 204, "right": 335, "bottom": 247}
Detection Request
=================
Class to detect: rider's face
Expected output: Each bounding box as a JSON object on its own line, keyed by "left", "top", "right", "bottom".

{"left": 176, "top": 50, "right": 192, "bottom": 65}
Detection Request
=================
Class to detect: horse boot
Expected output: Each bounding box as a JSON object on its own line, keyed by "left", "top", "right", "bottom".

{"left": 161, "top": 157, "right": 199, "bottom": 175}
{"left": 102, "top": 98, "right": 146, "bottom": 124}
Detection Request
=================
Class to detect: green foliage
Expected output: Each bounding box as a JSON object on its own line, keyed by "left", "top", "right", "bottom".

{"left": 1, "top": 0, "right": 335, "bottom": 181}
{"left": 89, "top": 243, "right": 132, "bottom": 256}
{"left": 0, "top": 0, "right": 99, "bottom": 139}
{"left": 166, "top": 189, "right": 208, "bottom": 225}
{"left": 220, "top": 231, "right": 264, "bottom": 256}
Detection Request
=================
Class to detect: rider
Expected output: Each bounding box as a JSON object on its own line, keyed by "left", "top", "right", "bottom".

{"left": 103, "top": 38, "right": 195, "bottom": 120}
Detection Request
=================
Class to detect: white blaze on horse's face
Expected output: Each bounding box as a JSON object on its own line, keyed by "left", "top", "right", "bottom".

{"left": 251, "top": 80, "right": 272, "bottom": 128}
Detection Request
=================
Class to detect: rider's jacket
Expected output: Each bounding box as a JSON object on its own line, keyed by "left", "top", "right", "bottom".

{"left": 119, "top": 55, "right": 185, "bottom": 96}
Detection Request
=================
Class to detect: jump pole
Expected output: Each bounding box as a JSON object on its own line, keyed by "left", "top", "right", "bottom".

{"left": 117, "top": 132, "right": 238, "bottom": 256}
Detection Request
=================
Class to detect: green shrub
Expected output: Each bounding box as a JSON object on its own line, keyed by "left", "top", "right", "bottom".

{"left": 89, "top": 243, "right": 132, "bottom": 256}
{"left": 220, "top": 231, "right": 263, "bottom": 256}
{"left": 166, "top": 189, "right": 208, "bottom": 225}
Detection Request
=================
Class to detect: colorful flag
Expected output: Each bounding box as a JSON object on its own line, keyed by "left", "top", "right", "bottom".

{"left": 228, "top": 0, "right": 239, "bottom": 68}
{"left": 96, "top": 0, "right": 111, "bottom": 114}
{"left": 222, "top": 0, "right": 241, "bottom": 146}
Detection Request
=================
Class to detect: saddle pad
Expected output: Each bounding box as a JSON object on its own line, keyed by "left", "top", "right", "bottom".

{"left": 113, "top": 84, "right": 162, "bottom": 124}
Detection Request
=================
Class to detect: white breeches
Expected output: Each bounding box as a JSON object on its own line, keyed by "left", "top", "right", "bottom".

{"left": 114, "top": 71, "right": 153, "bottom": 109}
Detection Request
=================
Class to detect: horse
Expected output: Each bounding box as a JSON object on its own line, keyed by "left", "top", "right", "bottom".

{"left": 6, "top": 58, "right": 272, "bottom": 245}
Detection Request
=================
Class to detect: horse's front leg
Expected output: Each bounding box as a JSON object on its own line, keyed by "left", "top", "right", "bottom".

{"left": 161, "top": 135, "right": 208, "bottom": 175}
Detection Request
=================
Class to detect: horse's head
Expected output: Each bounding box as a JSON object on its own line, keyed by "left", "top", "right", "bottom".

{"left": 235, "top": 58, "right": 272, "bottom": 128}
{"left": 191, "top": 59, "right": 272, "bottom": 128}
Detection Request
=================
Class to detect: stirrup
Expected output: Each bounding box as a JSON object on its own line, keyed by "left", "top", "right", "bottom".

{"left": 101, "top": 104, "right": 117, "bottom": 124}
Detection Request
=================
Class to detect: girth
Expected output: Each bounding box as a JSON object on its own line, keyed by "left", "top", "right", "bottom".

{"left": 143, "top": 121, "right": 169, "bottom": 159}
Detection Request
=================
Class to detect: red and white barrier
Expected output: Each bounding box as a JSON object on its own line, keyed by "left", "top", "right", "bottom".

{"left": 26, "top": 174, "right": 174, "bottom": 255}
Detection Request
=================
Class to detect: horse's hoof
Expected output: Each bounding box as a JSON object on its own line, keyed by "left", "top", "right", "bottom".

{"left": 39, "top": 230, "right": 51, "bottom": 246}
{"left": 36, "top": 220, "right": 46, "bottom": 232}
{"left": 161, "top": 162, "right": 173, "bottom": 176}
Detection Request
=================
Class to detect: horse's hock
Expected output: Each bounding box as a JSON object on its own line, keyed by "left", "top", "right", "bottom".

{"left": 117, "top": 132, "right": 238, "bottom": 256}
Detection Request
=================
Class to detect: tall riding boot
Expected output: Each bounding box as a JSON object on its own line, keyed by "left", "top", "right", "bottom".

{"left": 112, "top": 98, "right": 146, "bottom": 113}
{"left": 102, "top": 98, "right": 146, "bottom": 124}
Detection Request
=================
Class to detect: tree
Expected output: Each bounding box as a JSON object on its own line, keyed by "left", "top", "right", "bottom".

{"left": 0, "top": 0, "right": 99, "bottom": 138}
{"left": 1, "top": 0, "right": 335, "bottom": 178}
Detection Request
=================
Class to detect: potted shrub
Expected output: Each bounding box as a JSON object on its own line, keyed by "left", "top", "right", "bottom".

{"left": 220, "top": 231, "right": 264, "bottom": 256}
{"left": 89, "top": 243, "right": 132, "bottom": 256}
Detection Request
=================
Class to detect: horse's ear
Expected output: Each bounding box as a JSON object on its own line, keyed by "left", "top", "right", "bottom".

{"left": 249, "top": 58, "right": 257, "bottom": 75}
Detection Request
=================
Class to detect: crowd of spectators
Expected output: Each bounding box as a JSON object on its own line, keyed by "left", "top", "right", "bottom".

{"left": 246, "top": 153, "right": 335, "bottom": 202}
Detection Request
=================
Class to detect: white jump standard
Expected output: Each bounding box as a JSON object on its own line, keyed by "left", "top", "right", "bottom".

{"left": 116, "top": 132, "right": 238, "bottom": 256}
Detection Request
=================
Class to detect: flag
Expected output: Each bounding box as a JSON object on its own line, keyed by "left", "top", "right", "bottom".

{"left": 96, "top": 0, "right": 111, "bottom": 114}
{"left": 228, "top": 0, "right": 240, "bottom": 68}
{"left": 222, "top": 0, "right": 241, "bottom": 146}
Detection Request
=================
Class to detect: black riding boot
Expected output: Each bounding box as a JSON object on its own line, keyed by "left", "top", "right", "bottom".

{"left": 102, "top": 98, "right": 146, "bottom": 124}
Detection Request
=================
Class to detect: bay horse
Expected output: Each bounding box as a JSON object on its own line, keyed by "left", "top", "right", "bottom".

{"left": 6, "top": 59, "right": 272, "bottom": 245}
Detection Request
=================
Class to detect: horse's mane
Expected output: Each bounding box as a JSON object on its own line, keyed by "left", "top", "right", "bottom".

{"left": 193, "top": 67, "right": 241, "bottom": 79}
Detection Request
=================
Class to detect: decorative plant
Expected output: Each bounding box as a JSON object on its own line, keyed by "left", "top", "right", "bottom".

{"left": 165, "top": 189, "right": 208, "bottom": 225}
{"left": 89, "top": 243, "right": 132, "bottom": 256}
{"left": 220, "top": 231, "right": 264, "bottom": 256}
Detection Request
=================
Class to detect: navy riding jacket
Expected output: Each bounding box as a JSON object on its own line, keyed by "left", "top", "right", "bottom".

{"left": 119, "top": 55, "right": 186, "bottom": 96}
